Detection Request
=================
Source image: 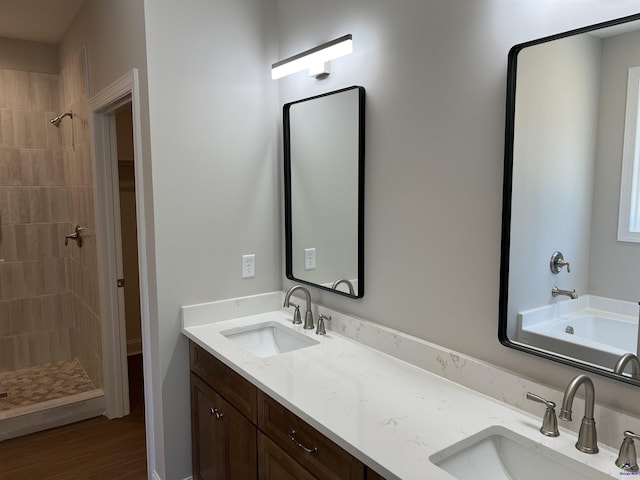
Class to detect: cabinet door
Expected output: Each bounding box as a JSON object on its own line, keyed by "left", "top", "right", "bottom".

{"left": 257, "top": 391, "right": 364, "bottom": 480}
{"left": 191, "top": 373, "right": 257, "bottom": 480}
{"left": 258, "top": 432, "right": 316, "bottom": 480}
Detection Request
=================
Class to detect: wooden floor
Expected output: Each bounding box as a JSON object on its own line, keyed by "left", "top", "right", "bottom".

{"left": 0, "top": 355, "right": 147, "bottom": 479}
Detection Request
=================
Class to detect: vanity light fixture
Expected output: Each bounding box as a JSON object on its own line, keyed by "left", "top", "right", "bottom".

{"left": 271, "top": 34, "right": 353, "bottom": 80}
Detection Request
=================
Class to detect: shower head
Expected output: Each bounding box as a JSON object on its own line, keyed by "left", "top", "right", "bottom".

{"left": 50, "top": 111, "right": 73, "bottom": 127}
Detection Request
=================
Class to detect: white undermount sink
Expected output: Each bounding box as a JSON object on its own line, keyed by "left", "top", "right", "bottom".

{"left": 220, "top": 321, "right": 319, "bottom": 357}
{"left": 429, "top": 426, "right": 611, "bottom": 480}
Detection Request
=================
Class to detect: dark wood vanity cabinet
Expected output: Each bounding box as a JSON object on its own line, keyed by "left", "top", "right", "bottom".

{"left": 257, "top": 390, "right": 364, "bottom": 479}
{"left": 191, "top": 373, "right": 257, "bottom": 480}
{"left": 189, "top": 341, "right": 386, "bottom": 480}
{"left": 258, "top": 432, "right": 317, "bottom": 480}
{"left": 190, "top": 340, "right": 258, "bottom": 422}
{"left": 190, "top": 342, "right": 258, "bottom": 480}
{"left": 365, "top": 468, "right": 387, "bottom": 480}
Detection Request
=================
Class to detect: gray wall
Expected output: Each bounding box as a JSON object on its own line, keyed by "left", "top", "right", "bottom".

{"left": 589, "top": 29, "right": 640, "bottom": 301}
{"left": 143, "top": 1, "right": 279, "bottom": 478}
{"left": 0, "top": 38, "right": 58, "bottom": 73}
{"left": 508, "top": 34, "right": 601, "bottom": 338}
{"left": 276, "top": 0, "right": 640, "bottom": 458}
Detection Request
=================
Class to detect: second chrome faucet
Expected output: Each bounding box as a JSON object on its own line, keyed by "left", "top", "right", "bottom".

{"left": 284, "top": 285, "right": 314, "bottom": 330}
{"left": 529, "top": 374, "right": 599, "bottom": 455}
{"left": 559, "top": 374, "right": 598, "bottom": 454}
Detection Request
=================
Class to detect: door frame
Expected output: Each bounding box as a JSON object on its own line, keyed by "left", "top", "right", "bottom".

{"left": 88, "top": 69, "right": 155, "bottom": 474}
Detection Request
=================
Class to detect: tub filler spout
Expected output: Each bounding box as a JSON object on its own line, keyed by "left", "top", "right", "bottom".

{"left": 552, "top": 286, "right": 578, "bottom": 299}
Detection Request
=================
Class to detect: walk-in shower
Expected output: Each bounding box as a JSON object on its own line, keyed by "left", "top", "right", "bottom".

{"left": 0, "top": 50, "right": 104, "bottom": 440}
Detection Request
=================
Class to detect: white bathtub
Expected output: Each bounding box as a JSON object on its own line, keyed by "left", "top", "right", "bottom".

{"left": 517, "top": 295, "right": 638, "bottom": 371}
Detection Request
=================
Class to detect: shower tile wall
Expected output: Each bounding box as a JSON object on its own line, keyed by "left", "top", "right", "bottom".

{"left": 0, "top": 68, "right": 73, "bottom": 372}
{"left": 0, "top": 48, "right": 102, "bottom": 389}
{"left": 59, "top": 50, "right": 102, "bottom": 389}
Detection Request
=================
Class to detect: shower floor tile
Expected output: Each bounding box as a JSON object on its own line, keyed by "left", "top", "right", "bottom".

{"left": 0, "top": 360, "right": 96, "bottom": 411}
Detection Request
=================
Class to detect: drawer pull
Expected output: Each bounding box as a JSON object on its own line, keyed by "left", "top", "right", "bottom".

{"left": 289, "top": 430, "right": 318, "bottom": 454}
{"left": 209, "top": 407, "right": 224, "bottom": 420}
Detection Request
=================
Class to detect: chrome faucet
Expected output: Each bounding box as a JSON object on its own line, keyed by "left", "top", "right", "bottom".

{"left": 552, "top": 286, "right": 578, "bottom": 300}
{"left": 283, "top": 285, "right": 314, "bottom": 330}
{"left": 616, "top": 431, "right": 640, "bottom": 473}
{"left": 559, "top": 374, "right": 598, "bottom": 453}
{"left": 331, "top": 278, "right": 355, "bottom": 295}
{"left": 613, "top": 353, "right": 640, "bottom": 380}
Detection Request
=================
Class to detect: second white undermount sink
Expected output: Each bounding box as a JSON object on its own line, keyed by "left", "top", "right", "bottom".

{"left": 220, "top": 321, "right": 319, "bottom": 358}
{"left": 429, "top": 426, "right": 611, "bottom": 480}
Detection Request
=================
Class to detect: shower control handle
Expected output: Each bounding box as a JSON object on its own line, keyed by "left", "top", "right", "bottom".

{"left": 550, "top": 251, "right": 571, "bottom": 274}
{"left": 65, "top": 225, "right": 83, "bottom": 248}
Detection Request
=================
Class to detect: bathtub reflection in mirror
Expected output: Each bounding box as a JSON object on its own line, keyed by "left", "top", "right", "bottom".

{"left": 499, "top": 13, "right": 640, "bottom": 386}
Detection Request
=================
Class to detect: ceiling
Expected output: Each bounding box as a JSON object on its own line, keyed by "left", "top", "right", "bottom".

{"left": 0, "top": 0, "right": 86, "bottom": 44}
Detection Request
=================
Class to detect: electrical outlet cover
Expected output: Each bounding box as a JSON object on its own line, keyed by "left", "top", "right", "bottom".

{"left": 242, "top": 254, "right": 255, "bottom": 278}
{"left": 304, "top": 248, "right": 316, "bottom": 270}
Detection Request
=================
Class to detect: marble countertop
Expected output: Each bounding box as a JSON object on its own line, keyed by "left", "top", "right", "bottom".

{"left": 182, "top": 294, "right": 622, "bottom": 480}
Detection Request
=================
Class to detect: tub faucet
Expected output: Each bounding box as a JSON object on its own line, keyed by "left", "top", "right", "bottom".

{"left": 559, "top": 374, "right": 598, "bottom": 453}
{"left": 284, "top": 285, "right": 314, "bottom": 330}
{"left": 613, "top": 353, "right": 640, "bottom": 380}
{"left": 552, "top": 286, "right": 578, "bottom": 299}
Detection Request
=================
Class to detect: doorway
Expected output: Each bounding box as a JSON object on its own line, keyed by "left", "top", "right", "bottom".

{"left": 89, "top": 69, "right": 154, "bottom": 475}
{"left": 111, "top": 102, "right": 143, "bottom": 419}
{"left": 115, "top": 104, "right": 143, "bottom": 360}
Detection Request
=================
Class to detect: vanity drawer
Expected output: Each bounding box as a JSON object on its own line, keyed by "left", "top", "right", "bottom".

{"left": 257, "top": 391, "right": 364, "bottom": 480}
{"left": 189, "top": 341, "right": 257, "bottom": 423}
{"left": 258, "top": 432, "right": 316, "bottom": 480}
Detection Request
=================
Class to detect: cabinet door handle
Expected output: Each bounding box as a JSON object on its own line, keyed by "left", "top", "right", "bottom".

{"left": 209, "top": 407, "right": 224, "bottom": 420}
{"left": 289, "top": 430, "right": 318, "bottom": 454}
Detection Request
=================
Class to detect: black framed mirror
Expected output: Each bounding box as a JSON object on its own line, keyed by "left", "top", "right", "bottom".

{"left": 500, "top": 13, "right": 640, "bottom": 386}
{"left": 284, "top": 86, "right": 365, "bottom": 298}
